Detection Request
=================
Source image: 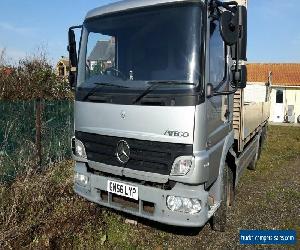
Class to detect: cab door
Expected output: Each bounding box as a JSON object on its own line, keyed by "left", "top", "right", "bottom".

{"left": 206, "top": 19, "right": 231, "bottom": 187}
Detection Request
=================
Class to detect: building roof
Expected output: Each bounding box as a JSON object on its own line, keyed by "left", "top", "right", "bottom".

{"left": 88, "top": 40, "right": 115, "bottom": 62}
{"left": 86, "top": 0, "right": 204, "bottom": 20}
{"left": 247, "top": 63, "right": 300, "bottom": 87}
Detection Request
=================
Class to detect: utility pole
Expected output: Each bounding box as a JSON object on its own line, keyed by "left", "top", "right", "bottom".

{"left": 35, "top": 98, "right": 42, "bottom": 169}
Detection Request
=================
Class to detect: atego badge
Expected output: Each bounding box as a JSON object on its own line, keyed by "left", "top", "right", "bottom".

{"left": 164, "top": 130, "right": 190, "bottom": 138}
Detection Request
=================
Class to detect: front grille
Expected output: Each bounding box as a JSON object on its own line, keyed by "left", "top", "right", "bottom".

{"left": 76, "top": 131, "right": 193, "bottom": 175}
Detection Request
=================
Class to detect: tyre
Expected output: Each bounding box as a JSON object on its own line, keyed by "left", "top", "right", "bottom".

{"left": 257, "top": 144, "right": 262, "bottom": 161}
{"left": 262, "top": 124, "right": 268, "bottom": 142}
{"left": 227, "top": 165, "right": 235, "bottom": 207}
{"left": 248, "top": 140, "right": 259, "bottom": 171}
{"left": 211, "top": 163, "right": 234, "bottom": 232}
{"left": 258, "top": 126, "right": 268, "bottom": 160}
{"left": 297, "top": 115, "right": 300, "bottom": 124}
{"left": 261, "top": 125, "right": 268, "bottom": 143}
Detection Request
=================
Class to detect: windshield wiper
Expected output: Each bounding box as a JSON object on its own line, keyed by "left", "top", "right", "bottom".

{"left": 133, "top": 80, "right": 195, "bottom": 104}
{"left": 82, "top": 82, "right": 128, "bottom": 101}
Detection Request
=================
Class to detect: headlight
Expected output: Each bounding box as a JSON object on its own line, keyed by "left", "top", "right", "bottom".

{"left": 170, "top": 157, "right": 193, "bottom": 176}
{"left": 166, "top": 196, "right": 201, "bottom": 214}
{"left": 73, "top": 138, "right": 87, "bottom": 159}
{"left": 74, "top": 172, "right": 89, "bottom": 186}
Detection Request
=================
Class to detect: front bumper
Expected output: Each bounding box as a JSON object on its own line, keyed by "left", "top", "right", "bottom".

{"left": 74, "top": 162, "right": 210, "bottom": 227}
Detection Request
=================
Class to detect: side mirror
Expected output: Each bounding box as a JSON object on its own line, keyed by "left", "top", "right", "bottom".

{"left": 67, "top": 27, "right": 80, "bottom": 88}
{"left": 68, "top": 29, "right": 78, "bottom": 68}
{"left": 220, "top": 11, "right": 239, "bottom": 45}
{"left": 233, "top": 65, "right": 247, "bottom": 89}
{"left": 231, "top": 6, "right": 248, "bottom": 60}
{"left": 238, "top": 6, "right": 247, "bottom": 60}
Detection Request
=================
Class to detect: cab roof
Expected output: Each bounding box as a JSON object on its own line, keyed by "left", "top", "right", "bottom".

{"left": 85, "top": 0, "right": 204, "bottom": 20}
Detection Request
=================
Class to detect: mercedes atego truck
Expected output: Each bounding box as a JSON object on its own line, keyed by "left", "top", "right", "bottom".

{"left": 68, "top": 0, "right": 270, "bottom": 231}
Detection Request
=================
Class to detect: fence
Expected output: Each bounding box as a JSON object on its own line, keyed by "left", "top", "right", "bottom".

{"left": 0, "top": 100, "right": 73, "bottom": 183}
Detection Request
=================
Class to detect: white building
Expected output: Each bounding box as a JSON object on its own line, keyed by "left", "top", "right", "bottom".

{"left": 247, "top": 63, "right": 300, "bottom": 124}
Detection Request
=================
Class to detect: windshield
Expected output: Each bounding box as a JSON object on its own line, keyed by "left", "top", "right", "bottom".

{"left": 77, "top": 4, "right": 203, "bottom": 89}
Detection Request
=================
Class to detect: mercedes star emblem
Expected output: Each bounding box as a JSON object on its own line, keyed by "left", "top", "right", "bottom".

{"left": 121, "top": 111, "right": 126, "bottom": 119}
{"left": 116, "top": 140, "right": 130, "bottom": 164}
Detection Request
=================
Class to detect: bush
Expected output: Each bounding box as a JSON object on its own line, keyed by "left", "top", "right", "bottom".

{"left": 0, "top": 51, "right": 74, "bottom": 182}
{"left": 0, "top": 52, "right": 73, "bottom": 101}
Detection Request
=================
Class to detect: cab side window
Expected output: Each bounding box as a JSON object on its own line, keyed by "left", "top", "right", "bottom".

{"left": 209, "top": 21, "right": 225, "bottom": 86}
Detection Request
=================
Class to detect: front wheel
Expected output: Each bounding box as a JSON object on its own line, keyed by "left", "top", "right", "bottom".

{"left": 211, "top": 163, "right": 234, "bottom": 232}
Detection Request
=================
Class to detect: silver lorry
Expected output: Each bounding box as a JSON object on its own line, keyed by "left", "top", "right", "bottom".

{"left": 68, "top": 0, "right": 270, "bottom": 231}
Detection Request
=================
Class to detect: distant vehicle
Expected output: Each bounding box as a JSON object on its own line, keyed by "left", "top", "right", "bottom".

{"left": 68, "top": 0, "right": 270, "bottom": 231}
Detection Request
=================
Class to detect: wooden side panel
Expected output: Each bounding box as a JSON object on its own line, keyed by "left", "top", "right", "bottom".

{"left": 233, "top": 89, "right": 244, "bottom": 151}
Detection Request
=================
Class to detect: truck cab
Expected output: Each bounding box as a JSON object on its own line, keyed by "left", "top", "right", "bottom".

{"left": 69, "top": 0, "right": 269, "bottom": 231}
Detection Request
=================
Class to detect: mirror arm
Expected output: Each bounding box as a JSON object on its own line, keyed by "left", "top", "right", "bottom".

{"left": 207, "top": 88, "right": 238, "bottom": 98}
{"left": 207, "top": 81, "right": 238, "bottom": 98}
{"left": 212, "top": 89, "right": 238, "bottom": 97}
{"left": 69, "top": 25, "right": 83, "bottom": 31}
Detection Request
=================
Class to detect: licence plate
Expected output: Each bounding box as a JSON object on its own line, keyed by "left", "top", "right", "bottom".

{"left": 107, "top": 180, "right": 139, "bottom": 200}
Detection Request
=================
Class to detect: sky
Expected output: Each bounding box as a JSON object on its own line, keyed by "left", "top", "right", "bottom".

{"left": 0, "top": 0, "right": 299, "bottom": 64}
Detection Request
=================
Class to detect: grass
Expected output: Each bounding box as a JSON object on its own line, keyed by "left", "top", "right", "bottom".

{"left": 0, "top": 160, "right": 138, "bottom": 249}
{"left": 238, "top": 125, "right": 300, "bottom": 246}
{"left": 0, "top": 125, "right": 299, "bottom": 249}
{"left": 256, "top": 126, "right": 300, "bottom": 172}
